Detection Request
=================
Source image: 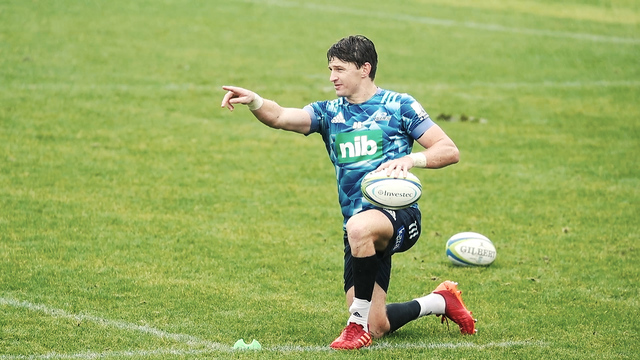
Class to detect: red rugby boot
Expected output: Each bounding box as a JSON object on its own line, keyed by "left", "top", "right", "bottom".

{"left": 433, "top": 281, "right": 477, "bottom": 335}
{"left": 330, "top": 322, "right": 372, "bottom": 350}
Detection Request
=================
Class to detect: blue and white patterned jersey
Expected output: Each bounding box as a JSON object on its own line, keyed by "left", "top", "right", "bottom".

{"left": 303, "top": 88, "right": 435, "bottom": 227}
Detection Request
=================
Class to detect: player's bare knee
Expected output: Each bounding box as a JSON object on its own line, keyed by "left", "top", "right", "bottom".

{"left": 346, "top": 221, "right": 375, "bottom": 253}
{"left": 345, "top": 218, "right": 367, "bottom": 241}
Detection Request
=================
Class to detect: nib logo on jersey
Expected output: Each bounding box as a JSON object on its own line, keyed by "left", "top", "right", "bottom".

{"left": 336, "top": 130, "right": 383, "bottom": 164}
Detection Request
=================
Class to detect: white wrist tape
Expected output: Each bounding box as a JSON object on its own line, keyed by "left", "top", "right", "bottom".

{"left": 247, "top": 94, "right": 264, "bottom": 111}
{"left": 407, "top": 152, "right": 427, "bottom": 168}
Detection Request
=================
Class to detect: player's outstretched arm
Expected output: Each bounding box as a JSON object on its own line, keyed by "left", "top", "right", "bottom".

{"left": 221, "top": 85, "right": 311, "bottom": 135}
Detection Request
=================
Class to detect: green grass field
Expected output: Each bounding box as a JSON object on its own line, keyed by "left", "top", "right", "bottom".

{"left": 1, "top": 0, "right": 638, "bottom": 358}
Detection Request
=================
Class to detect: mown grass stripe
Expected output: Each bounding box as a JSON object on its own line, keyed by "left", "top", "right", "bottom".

{"left": 0, "top": 297, "right": 225, "bottom": 350}
{"left": 0, "top": 342, "right": 546, "bottom": 359}
{"left": 0, "top": 348, "right": 213, "bottom": 360}
{"left": 246, "top": 0, "right": 640, "bottom": 45}
{"left": 2, "top": 80, "right": 638, "bottom": 94}
{"left": 1, "top": 296, "right": 545, "bottom": 358}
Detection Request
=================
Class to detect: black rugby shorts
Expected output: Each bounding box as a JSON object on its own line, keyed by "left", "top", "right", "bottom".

{"left": 342, "top": 206, "right": 422, "bottom": 293}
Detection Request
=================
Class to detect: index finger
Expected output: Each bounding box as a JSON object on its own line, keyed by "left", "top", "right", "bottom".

{"left": 222, "top": 85, "right": 236, "bottom": 91}
{"left": 221, "top": 90, "right": 235, "bottom": 110}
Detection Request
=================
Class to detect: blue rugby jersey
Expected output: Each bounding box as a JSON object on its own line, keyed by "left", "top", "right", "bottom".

{"left": 303, "top": 88, "right": 435, "bottom": 227}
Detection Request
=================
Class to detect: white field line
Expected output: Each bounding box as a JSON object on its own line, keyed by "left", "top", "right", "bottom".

{"left": 383, "top": 80, "right": 640, "bottom": 92}
{"left": 0, "top": 341, "right": 546, "bottom": 360}
{"left": 246, "top": 0, "right": 640, "bottom": 45}
{"left": 0, "top": 83, "right": 219, "bottom": 92}
{"left": 266, "top": 340, "right": 546, "bottom": 352}
{"left": 0, "top": 348, "right": 214, "bottom": 360}
{"left": 0, "top": 297, "right": 226, "bottom": 351}
{"left": 444, "top": 80, "right": 640, "bottom": 89}
{"left": 1, "top": 296, "right": 545, "bottom": 359}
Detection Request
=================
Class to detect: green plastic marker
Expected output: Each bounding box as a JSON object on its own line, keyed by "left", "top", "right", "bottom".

{"left": 233, "top": 339, "right": 262, "bottom": 350}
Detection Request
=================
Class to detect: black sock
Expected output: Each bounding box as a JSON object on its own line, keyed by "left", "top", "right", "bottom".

{"left": 386, "top": 300, "right": 421, "bottom": 333}
{"left": 352, "top": 255, "right": 378, "bottom": 301}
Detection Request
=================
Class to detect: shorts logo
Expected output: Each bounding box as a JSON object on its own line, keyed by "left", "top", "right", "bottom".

{"left": 336, "top": 130, "right": 383, "bottom": 164}
{"left": 383, "top": 209, "right": 397, "bottom": 220}
{"left": 408, "top": 221, "right": 419, "bottom": 240}
{"left": 393, "top": 226, "right": 405, "bottom": 251}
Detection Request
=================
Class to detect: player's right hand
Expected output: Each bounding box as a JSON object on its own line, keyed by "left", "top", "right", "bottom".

{"left": 221, "top": 85, "right": 255, "bottom": 111}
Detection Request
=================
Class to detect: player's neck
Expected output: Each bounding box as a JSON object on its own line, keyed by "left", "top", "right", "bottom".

{"left": 345, "top": 82, "right": 378, "bottom": 105}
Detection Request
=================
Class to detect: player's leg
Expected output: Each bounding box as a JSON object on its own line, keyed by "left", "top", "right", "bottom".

{"left": 333, "top": 207, "right": 476, "bottom": 345}
{"left": 346, "top": 277, "right": 471, "bottom": 338}
{"left": 343, "top": 209, "right": 394, "bottom": 330}
{"left": 371, "top": 207, "right": 476, "bottom": 335}
{"left": 345, "top": 282, "right": 391, "bottom": 339}
{"left": 384, "top": 281, "right": 477, "bottom": 335}
{"left": 385, "top": 292, "right": 444, "bottom": 334}
{"left": 344, "top": 209, "right": 394, "bottom": 257}
{"left": 345, "top": 271, "right": 455, "bottom": 338}
{"left": 330, "top": 210, "right": 393, "bottom": 349}
{"left": 346, "top": 245, "right": 445, "bottom": 338}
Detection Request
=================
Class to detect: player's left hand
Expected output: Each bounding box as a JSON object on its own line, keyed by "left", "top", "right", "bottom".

{"left": 376, "top": 156, "right": 414, "bottom": 178}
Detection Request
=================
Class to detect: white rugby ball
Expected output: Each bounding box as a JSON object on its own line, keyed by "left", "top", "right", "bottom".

{"left": 360, "top": 170, "right": 422, "bottom": 210}
{"left": 446, "top": 232, "right": 497, "bottom": 266}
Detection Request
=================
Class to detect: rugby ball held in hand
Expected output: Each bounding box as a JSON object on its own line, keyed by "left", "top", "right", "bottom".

{"left": 446, "top": 232, "right": 497, "bottom": 266}
{"left": 361, "top": 170, "right": 422, "bottom": 210}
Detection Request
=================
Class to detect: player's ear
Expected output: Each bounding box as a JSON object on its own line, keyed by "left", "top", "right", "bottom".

{"left": 361, "top": 62, "right": 371, "bottom": 78}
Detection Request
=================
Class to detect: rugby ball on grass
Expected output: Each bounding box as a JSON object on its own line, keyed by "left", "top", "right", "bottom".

{"left": 446, "top": 232, "right": 497, "bottom": 266}
{"left": 361, "top": 170, "right": 422, "bottom": 209}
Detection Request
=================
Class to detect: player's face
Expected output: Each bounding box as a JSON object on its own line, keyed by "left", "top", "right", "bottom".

{"left": 328, "top": 58, "right": 367, "bottom": 99}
